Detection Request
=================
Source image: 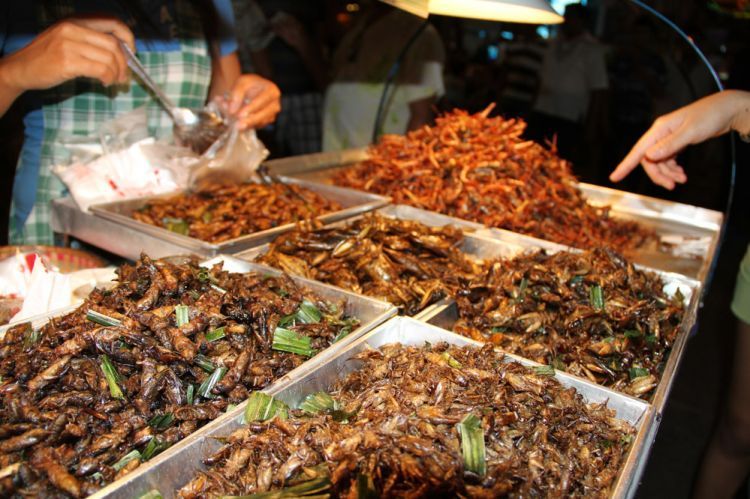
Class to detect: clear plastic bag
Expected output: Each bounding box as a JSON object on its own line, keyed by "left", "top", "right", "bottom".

{"left": 187, "top": 116, "right": 269, "bottom": 191}
{"left": 53, "top": 104, "right": 269, "bottom": 211}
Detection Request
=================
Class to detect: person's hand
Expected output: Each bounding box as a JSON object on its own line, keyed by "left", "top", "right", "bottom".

{"left": 219, "top": 74, "right": 281, "bottom": 130}
{"left": 609, "top": 90, "right": 750, "bottom": 190}
{"left": 0, "top": 17, "right": 135, "bottom": 95}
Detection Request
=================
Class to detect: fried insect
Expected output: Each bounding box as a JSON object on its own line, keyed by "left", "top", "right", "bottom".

{"left": 0, "top": 255, "right": 358, "bottom": 497}
{"left": 180, "top": 343, "right": 635, "bottom": 498}
{"left": 334, "top": 106, "right": 655, "bottom": 252}
{"left": 256, "top": 214, "right": 484, "bottom": 315}
{"left": 453, "top": 248, "right": 685, "bottom": 397}
{"left": 132, "top": 183, "right": 342, "bottom": 243}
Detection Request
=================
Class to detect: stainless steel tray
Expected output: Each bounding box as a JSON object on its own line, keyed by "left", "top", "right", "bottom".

{"left": 238, "top": 204, "right": 532, "bottom": 263}
{"left": 0, "top": 255, "right": 395, "bottom": 499}
{"left": 266, "top": 148, "right": 722, "bottom": 282}
{"left": 235, "top": 205, "right": 537, "bottom": 316}
{"left": 97, "top": 316, "right": 653, "bottom": 499}
{"left": 52, "top": 197, "right": 199, "bottom": 260}
{"left": 418, "top": 264, "right": 701, "bottom": 418}
{"left": 88, "top": 176, "right": 389, "bottom": 257}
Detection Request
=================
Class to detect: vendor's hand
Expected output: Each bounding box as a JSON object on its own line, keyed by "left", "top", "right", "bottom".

{"left": 0, "top": 17, "right": 134, "bottom": 95}
{"left": 610, "top": 90, "right": 750, "bottom": 190}
{"left": 220, "top": 74, "right": 281, "bottom": 130}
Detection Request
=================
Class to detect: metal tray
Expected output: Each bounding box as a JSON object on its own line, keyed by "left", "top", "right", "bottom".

{"left": 88, "top": 176, "right": 389, "bottom": 257}
{"left": 52, "top": 197, "right": 199, "bottom": 260}
{"left": 235, "top": 205, "right": 537, "bottom": 316}
{"left": 97, "top": 316, "right": 653, "bottom": 499}
{"left": 265, "top": 148, "right": 722, "bottom": 282}
{"left": 0, "top": 255, "right": 395, "bottom": 498}
{"left": 418, "top": 264, "right": 701, "bottom": 418}
{"left": 238, "top": 204, "right": 531, "bottom": 263}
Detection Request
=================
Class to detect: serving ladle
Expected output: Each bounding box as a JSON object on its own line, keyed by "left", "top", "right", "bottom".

{"left": 119, "top": 40, "right": 227, "bottom": 153}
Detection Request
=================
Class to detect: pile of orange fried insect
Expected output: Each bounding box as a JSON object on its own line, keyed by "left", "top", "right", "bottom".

{"left": 335, "top": 105, "right": 655, "bottom": 252}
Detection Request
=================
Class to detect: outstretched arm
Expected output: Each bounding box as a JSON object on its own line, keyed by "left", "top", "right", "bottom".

{"left": 0, "top": 17, "right": 134, "bottom": 117}
{"left": 609, "top": 90, "right": 750, "bottom": 190}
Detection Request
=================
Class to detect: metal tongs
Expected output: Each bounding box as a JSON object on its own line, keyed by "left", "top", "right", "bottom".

{"left": 257, "top": 164, "right": 311, "bottom": 204}
{"left": 119, "top": 40, "right": 226, "bottom": 153}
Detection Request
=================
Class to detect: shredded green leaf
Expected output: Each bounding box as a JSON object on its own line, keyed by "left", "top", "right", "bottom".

{"left": 205, "top": 327, "right": 226, "bottom": 342}
{"left": 23, "top": 326, "right": 41, "bottom": 348}
{"left": 201, "top": 210, "right": 213, "bottom": 223}
{"left": 629, "top": 367, "right": 650, "bottom": 380}
{"left": 624, "top": 330, "right": 642, "bottom": 339}
{"left": 112, "top": 449, "right": 142, "bottom": 471}
{"left": 533, "top": 365, "right": 555, "bottom": 376}
{"left": 86, "top": 310, "right": 121, "bottom": 327}
{"left": 440, "top": 351, "right": 462, "bottom": 369}
{"left": 272, "top": 327, "right": 316, "bottom": 357}
{"left": 175, "top": 305, "right": 190, "bottom": 327}
{"left": 141, "top": 437, "right": 169, "bottom": 461}
{"left": 356, "top": 473, "right": 378, "bottom": 499}
{"left": 457, "top": 414, "right": 486, "bottom": 476}
{"left": 138, "top": 490, "right": 163, "bottom": 499}
{"left": 100, "top": 354, "right": 125, "bottom": 399}
{"left": 244, "top": 392, "right": 289, "bottom": 424}
{"left": 163, "top": 217, "right": 189, "bottom": 236}
{"left": 515, "top": 277, "right": 528, "bottom": 301}
{"left": 148, "top": 413, "right": 174, "bottom": 430}
{"left": 645, "top": 334, "right": 657, "bottom": 344}
{"left": 299, "top": 392, "right": 338, "bottom": 414}
{"left": 186, "top": 384, "right": 195, "bottom": 405}
{"left": 296, "top": 299, "right": 322, "bottom": 324}
{"left": 194, "top": 354, "right": 216, "bottom": 373}
{"left": 197, "top": 367, "right": 227, "bottom": 400}
{"left": 551, "top": 357, "right": 566, "bottom": 371}
{"left": 590, "top": 285, "right": 605, "bottom": 311}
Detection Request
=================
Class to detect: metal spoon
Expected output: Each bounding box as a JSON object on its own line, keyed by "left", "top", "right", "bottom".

{"left": 119, "top": 40, "right": 227, "bottom": 153}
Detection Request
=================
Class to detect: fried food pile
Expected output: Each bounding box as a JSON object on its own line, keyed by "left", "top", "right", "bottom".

{"left": 180, "top": 343, "right": 635, "bottom": 498}
{"left": 0, "top": 255, "right": 358, "bottom": 497}
{"left": 256, "top": 213, "right": 484, "bottom": 315}
{"left": 132, "top": 183, "right": 342, "bottom": 243}
{"left": 454, "top": 248, "right": 685, "bottom": 397}
{"left": 334, "top": 107, "right": 654, "bottom": 251}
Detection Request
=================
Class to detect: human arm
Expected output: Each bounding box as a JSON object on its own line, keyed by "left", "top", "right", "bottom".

{"left": 610, "top": 90, "right": 750, "bottom": 190}
{"left": 209, "top": 51, "right": 281, "bottom": 130}
{"left": 0, "top": 17, "right": 134, "bottom": 117}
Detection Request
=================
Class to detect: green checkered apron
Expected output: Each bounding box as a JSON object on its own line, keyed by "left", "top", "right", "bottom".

{"left": 9, "top": 0, "right": 212, "bottom": 245}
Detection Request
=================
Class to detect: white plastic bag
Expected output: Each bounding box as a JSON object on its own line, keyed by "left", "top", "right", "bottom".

{"left": 53, "top": 138, "right": 197, "bottom": 211}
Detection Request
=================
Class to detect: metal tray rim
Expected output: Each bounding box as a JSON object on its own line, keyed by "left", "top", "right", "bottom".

{"left": 417, "top": 266, "right": 701, "bottom": 417}
{"left": 2, "top": 255, "right": 395, "bottom": 499}
{"left": 89, "top": 177, "right": 390, "bottom": 255}
{"left": 93, "top": 316, "right": 653, "bottom": 499}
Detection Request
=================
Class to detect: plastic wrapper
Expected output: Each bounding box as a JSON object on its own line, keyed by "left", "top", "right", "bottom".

{"left": 0, "top": 251, "right": 116, "bottom": 325}
{"left": 187, "top": 106, "right": 269, "bottom": 190}
{"left": 53, "top": 105, "right": 268, "bottom": 210}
